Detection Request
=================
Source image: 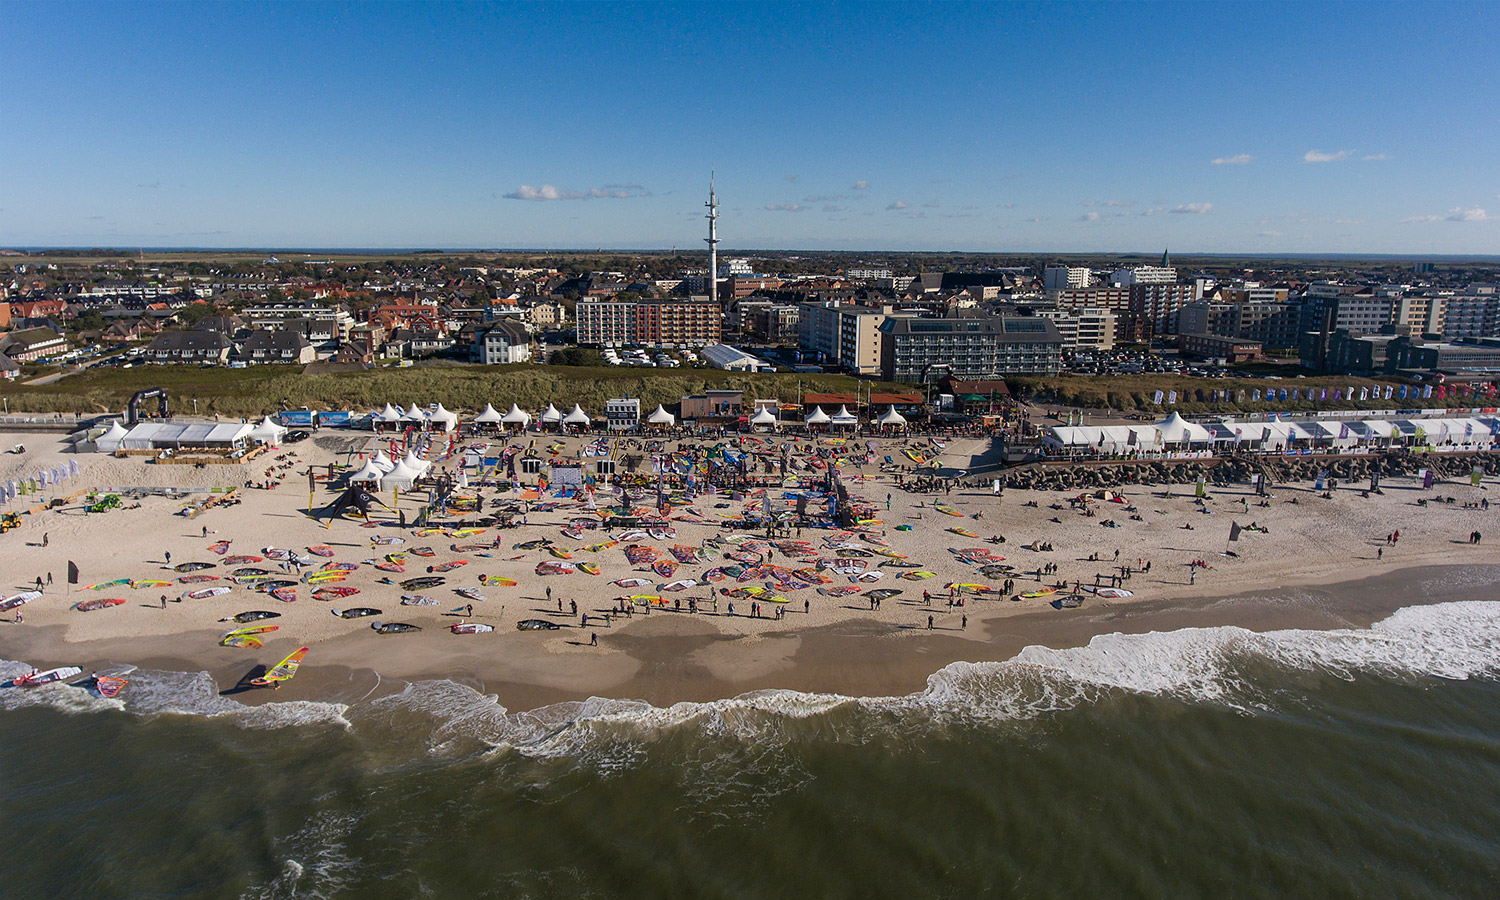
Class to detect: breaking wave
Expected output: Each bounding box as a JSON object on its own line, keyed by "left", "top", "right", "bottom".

{"left": 5, "top": 601, "right": 1500, "bottom": 757}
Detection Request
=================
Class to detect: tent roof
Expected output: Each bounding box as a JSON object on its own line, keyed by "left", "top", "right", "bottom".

{"left": 805, "top": 406, "right": 831, "bottom": 424}
{"left": 348, "top": 459, "right": 383, "bottom": 483}
{"left": 371, "top": 450, "right": 395, "bottom": 472}
{"left": 501, "top": 403, "right": 531, "bottom": 424}
{"left": 647, "top": 404, "right": 675, "bottom": 425}
{"left": 751, "top": 406, "right": 778, "bottom": 424}
{"left": 539, "top": 403, "right": 563, "bottom": 423}
{"left": 401, "top": 403, "right": 427, "bottom": 422}
{"left": 877, "top": 406, "right": 907, "bottom": 425}
{"left": 378, "top": 403, "right": 402, "bottom": 422}
{"left": 100, "top": 420, "right": 129, "bottom": 440}
{"left": 473, "top": 403, "right": 503, "bottom": 423}
{"left": 564, "top": 404, "right": 590, "bottom": 425}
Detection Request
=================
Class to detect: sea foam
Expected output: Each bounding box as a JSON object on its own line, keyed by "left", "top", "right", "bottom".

{"left": 5, "top": 601, "right": 1500, "bottom": 755}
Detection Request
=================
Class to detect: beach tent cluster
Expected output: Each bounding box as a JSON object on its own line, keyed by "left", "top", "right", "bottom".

{"left": 802, "top": 405, "right": 871, "bottom": 429}
{"left": 348, "top": 447, "right": 433, "bottom": 490}
{"left": 1044, "top": 412, "right": 1500, "bottom": 456}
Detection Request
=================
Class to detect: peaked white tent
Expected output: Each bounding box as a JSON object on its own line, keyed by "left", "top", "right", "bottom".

{"left": 401, "top": 403, "right": 428, "bottom": 425}
{"left": 750, "top": 406, "right": 779, "bottom": 431}
{"left": 501, "top": 403, "right": 531, "bottom": 428}
{"left": 830, "top": 405, "right": 858, "bottom": 427}
{"left": 473, "top": 403, "right": 503, "bottom": 426}
{"left": 805, "top": 406, "right": 831, "bottom": 426}
{"left": 563, "top": 404, "right": 591, "bottom": 429}
{"left": 877, "top": 406, "right": 907, "bottom": 428}
{"left": 428, "top": 404, "right": 458, "bottom": 433}
{"left": 380, "top": 458, "right": 423, "bottom": 490}
{"left": 348, "top": 459, "right": 383, "bottom": 484}
{"left": 539, "top": 404, "right": 563, "bottom": 429}
{"left": 400, "top": 450, "right": 432, "bottom": 476}
{"left": 646, "top": 404, "right": 675, "bottom": 426}
{"left": 1153, "top": 412, "right": 1211, "bottom": 444}
{"left": 378, "top": 403, "right": 402, "bottom": 423}
{"left": 251, "top": 416, "right": 288, "bottom": 445}
{"left": 95, "top": 420, "right": 130, "bottom": 453}
{"left": 371, "top": 449, "right": 396, "bottom": 473}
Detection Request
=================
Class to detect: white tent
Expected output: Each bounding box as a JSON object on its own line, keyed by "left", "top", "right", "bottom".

{"left": 428, "top": 404, "right": 458, "bottom": 433}
{"left": 371, "top": 449, "right": 396, "bottom": 473}
{"left": 251, "top": 416, "right": 288, "bottom": 446}
{"left": 400, "top": 450, "right": 432, "bottom": 476}
{"left": 380, "top": 458, "right": 423, "bottom": 491}
{"left": 95, "top": 420, "right": 129, "bottom": 453}
{"left": 831, "top": 405, "right": 858, "bottom": 427}
{"left": 401, "top": 403, "right": 428, "bottom": 425}
{"left": 646, "top": 404, "right": 675, "bottom": 426}
{"left": 539, "top": 404, "right": 563, "bottom": 430}
{"left": 501, "top": 403, "right": 531, "bottom": 428}
{"left": 473, "top": 403, "right": 503, "bottom": 425}
{"left": 804, "top": 406, "right": 831, "bottom": 425}
{"left": 377, "top": 403, "right": 402, "bottom": 424}
{"left": 1153, "top": 412, "right": 1211, "bottom": 444}
{"left": 750, "top": 406, "right": 779, "bottom": 431}
{"left": 563, "top": 404, "right": 591, "bottom": 428}
{"left": 876, "top": 406, "right": 907, "bottom": 428}
{"left": 348, "top": 459, "right": 383, "bottom": 484}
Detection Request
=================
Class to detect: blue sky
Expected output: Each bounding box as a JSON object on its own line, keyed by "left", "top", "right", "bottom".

{"left": 3, "top": 1, "right": 1497, "bottom": 253}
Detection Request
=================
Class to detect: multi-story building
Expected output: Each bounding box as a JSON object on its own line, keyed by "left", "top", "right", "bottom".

{"left": 1129, "top": 284, "right": 1199, "bottom": 341}
{"left": 1043, "top": 267, "right": 1092, "bottom": 291}
{"left": 1110, "top": 265, "right": 1178, "bottom": 287}
{"left": 1444, "top": 289, "right": 1500, "bottom": 341}
{"left": 879, "top": 316, "right": 1064, "bottom": 381}
{"left": 475, "top": 320, "right": 532, "bottom": 365}
{"left": 1392, "top": 293, "right": 1448, "bottom": 338}
{"left": 797, "top": 302, "right": 908, "bottom": 375}
{"left": 575, "top": 298, "right": 722, "bottom": 348}
{"left": 243, "top": 302, "right": 354, "bottom": 340}
{"left": 605, "top": 398, "right": 641, "bottom": 431}
{"left": 797, "top": 301, "right": 844, "bottom": 365}
{"left": 1178, "top": 332, "right": 1263, "bottom": 364}
{"left": 1037, "top": 307, "right": 1117, "bottom": 351}
{"left": 846, "top": 268, "right": 894, "bottom": 281}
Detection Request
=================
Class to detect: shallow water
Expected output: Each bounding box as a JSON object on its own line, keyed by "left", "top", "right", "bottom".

{"left": 5, "top": 601, "right": 1500, "bottom": 899}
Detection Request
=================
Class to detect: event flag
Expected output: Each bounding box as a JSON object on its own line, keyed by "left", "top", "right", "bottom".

{"left": 1168, "top": 391, "right": 1178, "bottom": 404}
{"left": 1360, "top": 387, "right": 1369, "bottom": 401}
{"left": 1385, "top": 385, "right": 1393, "bottom": 400}
{"left": 1153, "top": 390, "right": 1164, "bottom": 405}
{"left": 1423, "top": 385, "right": 1433, "bottom": 398}
{"left": 1229, "top": 522, "right": 1242, "bottom": 542}
{"left": 1252, "top": 389, "right": 1261, "bottom": 402}
{"left": 67, "top": 561, "right": 79, "bottom": 585}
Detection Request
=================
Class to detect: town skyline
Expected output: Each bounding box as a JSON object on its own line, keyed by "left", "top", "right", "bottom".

{"left": 4, "top": 2, "right": 1497, "bottom": 253}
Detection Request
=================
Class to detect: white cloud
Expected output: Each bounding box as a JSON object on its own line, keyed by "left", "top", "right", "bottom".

{"left": 1404, "top": 207, "right": 1489, "bottom": 224}
{"left": 1303, "top": 149, "right": 1353, "bottom": 163}
{"left": 1140, "top": 207, "right": 1165, "bottom": 217}
{"left": 1080, "top": 211, "right": 1101, "bottom": 222}
{"left": 1170, "top": 202, "right": 1214, "bottom": 214}
{"left": 852, "top": 180, "right": 870, "bottom": 191}
{"left": 1211, "top": 154, "right": 1253, "bottom": 165}
{"left": 765, "top": 203, "right": 806, "bottom": 212}
{"left": 1362, "top": 154, "right": 1388, "bottom": 161}
{"left": 505, "top": 183, "right": 644, "bottom": 201}
{"left": 1024, "top": 216, "right": 1042, "bottom": 223}
{"left": 1258, "top": 230, "right": 1283, "bottom": 237}
{"left": 886, "top": 200, "right": 909, "bottom": 210}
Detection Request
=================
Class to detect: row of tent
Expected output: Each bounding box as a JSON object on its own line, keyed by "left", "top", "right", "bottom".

{"left": 1045, "top": 412, "right": 1500, "bottom": 454}
{"left": 370, "top": 402, "right": 911, "bottom": 431}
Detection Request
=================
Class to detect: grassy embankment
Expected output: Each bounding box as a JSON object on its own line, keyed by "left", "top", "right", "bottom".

{"left": 1010, "top": 374, "right": 1485, "bottom": 415}
{"left": 0, "top": 362, "right": 911, "bottom": 419}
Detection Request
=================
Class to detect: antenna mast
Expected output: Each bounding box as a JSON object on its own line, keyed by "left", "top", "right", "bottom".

{"left": 705, "top": 174, "right": 719, "bottom": 308}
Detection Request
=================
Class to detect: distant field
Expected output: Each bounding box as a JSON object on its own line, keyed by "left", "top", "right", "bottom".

{"left": 0, "top": 362, "right": 911, "bottom": 418}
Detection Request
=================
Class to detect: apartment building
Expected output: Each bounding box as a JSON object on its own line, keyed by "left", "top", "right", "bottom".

{"left": 1037, "top": 307, "right": 1117, "bottom": 351}
{"left": 879, "top": 316, "right": 1064, "bottom": 381}
{"left": 576, "top": 298, "right": 722, "bottom": 347}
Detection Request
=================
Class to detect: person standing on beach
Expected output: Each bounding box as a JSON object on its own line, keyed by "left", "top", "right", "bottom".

{"left": 164, "top": 551, "right": 171, "bottom": 566}
{"left": 160, "top": 595, "right": 167, "bottom": 609}
{"left": 927, "top": 615, "right": 934, "bottom": 630}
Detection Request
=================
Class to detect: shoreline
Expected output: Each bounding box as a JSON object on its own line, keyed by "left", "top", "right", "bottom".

{"left": 7, "top": 563, "right": 1497, "bottom": 715}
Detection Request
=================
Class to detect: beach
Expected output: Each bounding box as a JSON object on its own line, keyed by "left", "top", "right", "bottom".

{"left": 2, "top": 426, "right": 1496, "bottom": 711}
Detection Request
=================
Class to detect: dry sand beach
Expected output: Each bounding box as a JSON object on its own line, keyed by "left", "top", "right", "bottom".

{"left": 2, "top": 427, "right": 1497, "bottom": 711}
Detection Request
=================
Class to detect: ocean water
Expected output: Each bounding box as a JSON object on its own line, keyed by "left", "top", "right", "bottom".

{"left": 5, "top": 602, "right": 1500, "bottom": 899}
